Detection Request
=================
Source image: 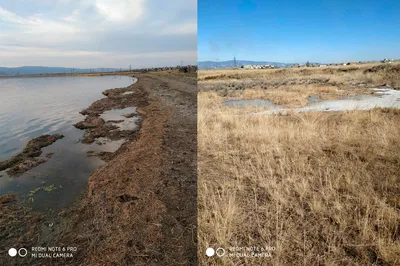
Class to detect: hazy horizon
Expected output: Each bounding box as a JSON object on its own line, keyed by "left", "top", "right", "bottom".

{"left": 0, "top": 64, "right": 192, "bottom": 70}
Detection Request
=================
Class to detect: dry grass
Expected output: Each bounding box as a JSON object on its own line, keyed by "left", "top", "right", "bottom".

{"left": 198, "top": 65, "right": 400, "bottom": 265}
{"left": 199, "top": 63, "right": 400, "bottom": 93}
{"left": 198, "top": 63, "right": 400, "bottom": 87}
{"left": 240, "top": 84, "right": 371, "bottom": 108}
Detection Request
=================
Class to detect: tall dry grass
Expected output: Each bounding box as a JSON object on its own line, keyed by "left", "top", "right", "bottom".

{"left": 198, "top": 91, "right": 400, "bottom": 265}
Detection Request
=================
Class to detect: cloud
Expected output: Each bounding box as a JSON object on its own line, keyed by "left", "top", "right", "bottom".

{"left": 94, "top": 0, "right": 145, "bottom": 23}
{"left": 0, "top": 45, "right": 103, "bottom": 57}
{"left": 160, "top": 21, "right": 197, "bottom": 35}
{"left": 0, "top": 7, "right": 78, "bottom": 33}
{"left": 0, "top": 0, "right": 197, "bottom": 67}
{"left": 63, "top": 9, "right": 80, "bottom": 22}
{"left": 0, "top": 7, "right": 25, "bottom": 23}
{"left": 0, "top": 45, "right": 196, "bottom": 68}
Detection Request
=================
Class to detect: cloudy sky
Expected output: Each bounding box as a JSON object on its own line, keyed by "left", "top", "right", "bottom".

{"left": 0, "top": 0, "right": 197, "bottom": 68}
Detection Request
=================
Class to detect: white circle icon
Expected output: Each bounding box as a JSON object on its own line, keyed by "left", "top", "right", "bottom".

{"left": 216, "top": 247, "right": 226, "bottom": 257}
{"left": 8, "top": 248, "right": 17, "bottom": 257}
{"left": 206, "top": 247, "right": 215, "bottom": 257}
{"left": 18, "top": 248, "right": 28, "bottom": 257}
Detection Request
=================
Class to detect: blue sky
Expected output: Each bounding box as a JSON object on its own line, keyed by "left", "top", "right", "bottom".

{"left": 198, "top": 0, "right": 400, "bottom": 63}
{"left": 0, "top": 0, "right": 196, "bottom": 68}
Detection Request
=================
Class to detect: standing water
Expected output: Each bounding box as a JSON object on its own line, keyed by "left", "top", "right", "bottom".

{"left": 223, "top": 88, "right": 400, "bottom": 114}
{"left": 0, "top": 76, "right": 136, "bottom": 214}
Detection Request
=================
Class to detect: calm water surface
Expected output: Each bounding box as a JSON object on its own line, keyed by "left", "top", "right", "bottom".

{"left": 0, "top": 76, "right": 135, "bottom": 214}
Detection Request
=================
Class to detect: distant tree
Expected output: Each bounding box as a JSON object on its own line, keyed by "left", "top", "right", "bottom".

{"left": 306, "top": 61, "right": 310, "bottom": 67}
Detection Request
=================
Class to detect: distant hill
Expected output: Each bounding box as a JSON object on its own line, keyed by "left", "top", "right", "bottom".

{"left": 0, "top": 66, "right": 120, "bottom": 76}
{"left": 198, "top": 60, "right": 292, "bottom": 70}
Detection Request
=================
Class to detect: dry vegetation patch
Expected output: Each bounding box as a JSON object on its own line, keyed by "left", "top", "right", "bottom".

{"left": 198, "top": 67, "right": 400, "bottom": 265}
{"left": 198, "top": 63, "right": 400, "bottom": 109}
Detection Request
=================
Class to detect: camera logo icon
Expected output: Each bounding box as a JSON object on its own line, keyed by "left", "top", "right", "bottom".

{"left": 206, "top": 247, "right": 225, "bottom": 257}
{"left": 8, "top": 248, "right": 28, "bottom": 257}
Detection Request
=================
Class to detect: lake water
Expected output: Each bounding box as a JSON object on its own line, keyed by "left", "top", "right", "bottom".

{"left": 0, "top": 76, "right": 135, "bottom": 214}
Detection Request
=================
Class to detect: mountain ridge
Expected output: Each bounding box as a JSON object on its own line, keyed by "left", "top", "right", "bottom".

{"left": 0, "top": 66, "right": 122, "bottom": 76}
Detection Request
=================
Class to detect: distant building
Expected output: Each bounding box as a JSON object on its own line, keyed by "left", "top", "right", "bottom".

{"left": 382, "top": 58, "right": 394, "bottom": 63}
{"left": 243, "top": 64, "right": 275, "bottom": 70}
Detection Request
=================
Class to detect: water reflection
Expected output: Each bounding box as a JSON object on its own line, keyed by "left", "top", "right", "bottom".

{"left": 0, "top": 76, "right": 135, "bottom": 213}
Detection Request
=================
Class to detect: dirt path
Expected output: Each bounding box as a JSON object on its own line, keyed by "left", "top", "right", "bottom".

{"left": 0, "top": 72, "right": 197, "bottom": 266}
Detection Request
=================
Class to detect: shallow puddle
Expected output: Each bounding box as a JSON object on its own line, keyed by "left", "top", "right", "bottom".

{"left": 296, "top": 88, "right": 400, "bottom": 112}
{"left": 224, "top": 88, "right": 400, "bottom": 114}
{"left": 100, "top": 107, "right": 140, "bottom": 131}
{"left": 90, "top": 137, "right": 126, "bottom": 153}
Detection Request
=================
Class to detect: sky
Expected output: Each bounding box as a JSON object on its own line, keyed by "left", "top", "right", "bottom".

{"left": 0, "top": 0, "right": 197, "bottom": 68}
{"left": 198, "top": 0, "right": 400, "bottom": 63}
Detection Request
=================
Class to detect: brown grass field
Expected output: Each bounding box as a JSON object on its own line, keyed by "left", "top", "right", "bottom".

{"left": 198, "top": 63, "right": 400, "bottom": 265}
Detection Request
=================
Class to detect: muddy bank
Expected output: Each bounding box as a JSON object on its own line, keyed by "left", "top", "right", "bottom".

{"left": 0, "top": 134, "right": 64, "bottom": 176}
{"left": 74, "top": 78, "right": 144, "bottom": 145}
{"left": 0, "top": 72, "right": 197, "bottom": 266}
{"left": 56, "top": 73, "right": 197, "bottom": 265}
{"left": 61, "top": 73, "right": 196, "bottom": 265}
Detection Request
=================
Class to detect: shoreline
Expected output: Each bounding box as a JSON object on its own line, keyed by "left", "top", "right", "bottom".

{"left": 0, "top": 72, "right": 197, "bottom": 265}
{"left": 0, "top": 75, "right": 139, "bottom": 176}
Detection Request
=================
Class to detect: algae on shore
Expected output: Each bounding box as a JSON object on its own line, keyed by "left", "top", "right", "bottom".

{"left": 0, "top": 134, "right": 64, "bottom": 176}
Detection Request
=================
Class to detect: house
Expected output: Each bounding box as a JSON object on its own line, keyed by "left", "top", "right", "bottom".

{"left": 382, "top": 58, "right": 394, "bottom": 63}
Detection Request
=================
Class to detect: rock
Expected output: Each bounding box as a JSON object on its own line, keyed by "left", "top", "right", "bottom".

{"left": 123, "top": 113, "right": 136, "bottom": 118}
